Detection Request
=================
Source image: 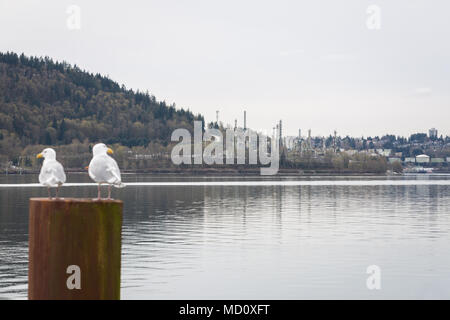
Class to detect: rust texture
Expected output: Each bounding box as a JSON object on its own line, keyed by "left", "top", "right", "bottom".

{"left": 28, "top": 198, "right": 123, "bottom": 300}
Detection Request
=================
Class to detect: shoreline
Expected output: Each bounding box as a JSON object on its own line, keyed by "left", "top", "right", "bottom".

{"left": 4, "top": 167, "right": 450, "bottom": 176}
{"left": 1, "top": 168, "right": 393, "bottom": 176}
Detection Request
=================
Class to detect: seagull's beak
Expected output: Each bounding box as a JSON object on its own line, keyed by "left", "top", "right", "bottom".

{"left": 107, "top": 148, "right": 114, "bottom": 155}
{"left": 36, "top": 153, "right": 43, "bottom": 159}
{"left": 85, "top": 166, "right": 89, "bottom": 170}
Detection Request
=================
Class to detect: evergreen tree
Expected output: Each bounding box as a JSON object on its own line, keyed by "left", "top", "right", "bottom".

{"left": 58, "top": 119, "right": 66, "bottom": 142}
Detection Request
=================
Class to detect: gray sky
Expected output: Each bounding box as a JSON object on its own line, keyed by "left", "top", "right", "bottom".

{"left": 1, "top": 0, "right": 449, "bottom": 137}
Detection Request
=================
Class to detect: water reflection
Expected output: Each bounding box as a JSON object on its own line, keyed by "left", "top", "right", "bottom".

{"left": 0, "top": 175, "right": 450, "bottom": 299}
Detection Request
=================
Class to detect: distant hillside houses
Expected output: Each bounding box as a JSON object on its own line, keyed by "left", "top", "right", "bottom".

{"left": 377, "top": 149, "right": 391, "bottom": 157}
{"left": 388, "top": 154, "right": 449, "bottom": 165}
{"left": 337, "top": 149, "right": 448, "bottom": 165}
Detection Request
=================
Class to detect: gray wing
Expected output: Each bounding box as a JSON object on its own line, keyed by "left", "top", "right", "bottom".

{"left": 106, "top": 156, "right": 121, "bottom": 184}
{"left": 53, "top": 161, "right": 66, "bottom": 184}
{"left": 89, "top": 155, "right": 121, "bottom": 184}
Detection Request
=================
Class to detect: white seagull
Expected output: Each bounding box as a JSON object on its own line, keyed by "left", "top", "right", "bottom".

{"left": 37, "top": 148, "right": 66, "bottom": 199}
{"left": 88, "top": 143, "right": 124, "bottom": 199}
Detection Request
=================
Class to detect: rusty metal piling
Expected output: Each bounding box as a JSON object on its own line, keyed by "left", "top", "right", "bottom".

{"left": 28, "top": 198, "right": 123, "bottom": 300}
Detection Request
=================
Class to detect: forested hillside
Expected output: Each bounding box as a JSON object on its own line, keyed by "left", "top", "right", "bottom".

{"left": 0, "top": 52, "right": 204, "bottom": 168}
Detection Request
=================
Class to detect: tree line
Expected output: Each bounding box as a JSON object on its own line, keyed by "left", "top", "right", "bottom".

{"left": 0, "top": 51, "right": 204, "bottom": 166}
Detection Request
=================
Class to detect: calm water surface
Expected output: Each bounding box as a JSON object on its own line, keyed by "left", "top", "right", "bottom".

{"left": 0, "top": 174, "right": 450, "bottom": 299}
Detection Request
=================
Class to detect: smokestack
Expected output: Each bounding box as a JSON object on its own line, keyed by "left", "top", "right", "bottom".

{"left": 234, "top": 119, "right": 237, "bottom": 130}
{"left": 244, "top": 110, "right": 247, "bottom": 130}
{"left": 308, "top": 129, "right": 311, "bottom": 150}
{"left": 333, "top": 130, "right": 337, "bottom": 152}
{"left": 216, "top": 110, "right": 219, "bottom": 124}
{"left": 279, "top": 120, "right": 282, "bottom": 146}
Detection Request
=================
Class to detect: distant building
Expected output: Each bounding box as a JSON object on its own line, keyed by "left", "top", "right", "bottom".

{"left": 344, "top": 150, "right": 357, "bottom": 156}
{"left": 429, "top": 128, "right": 438, "bottom": 138}
{"left": 447, "top": 157, "right": 450, "bottom": 163}
{"left": 377, "top": 149, "right": 392, "bottom": 157}
{"left": 285, "top": 136, "right": 298, "bottom": 150}
{"left": 431, "top": 158, "right": 445, "bottom": 163}
{"left": 404, "top": 157, "right": 415, "bottom": 163}
{"left": 416, "top": 154, "right": 430, "bottom": 163}
{"left": 388, "top": 157, "right": 401, "bottom": 163}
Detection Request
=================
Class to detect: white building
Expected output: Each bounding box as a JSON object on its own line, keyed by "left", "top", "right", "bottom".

{"left": 377, "top": 149, "right": 392, "bottom": 157}
{"left": 388, "top": 157, "right": 401, "bottom": 163}
{"left": 416, "top": 154, "right": 430, "bottom": 163}
{"left": 344, "top": 150, "right": 357, "bottom": 156}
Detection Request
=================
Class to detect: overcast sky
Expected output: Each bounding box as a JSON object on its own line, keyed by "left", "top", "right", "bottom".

{"left": 1, "top": 0, "right": 449, "bottom": 137}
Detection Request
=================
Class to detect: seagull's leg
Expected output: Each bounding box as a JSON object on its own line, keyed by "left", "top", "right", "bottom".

{"left": 47, "top": 187, "right": 52, "bottom": 199}
{"left": 55, "top": 186, "right": 59, "bottom": 199}
{"left": 108, "top": 185, "right": 112, "bottom": 199}
{"left": 97, "top": 183, "right": 101, "bottom": 200}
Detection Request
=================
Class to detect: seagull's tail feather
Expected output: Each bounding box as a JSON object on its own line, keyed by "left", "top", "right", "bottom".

{"left": 45, "top": 175, "right": 59, "bottom": 186}
{"left": 114, "top": 181, "right": 126, "bottom": 188}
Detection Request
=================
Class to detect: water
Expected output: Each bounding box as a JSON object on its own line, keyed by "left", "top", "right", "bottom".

{"left": 1, "top": 174, "right": 450, "bottom": 299}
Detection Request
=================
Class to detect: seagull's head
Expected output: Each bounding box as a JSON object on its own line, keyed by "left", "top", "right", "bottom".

{"left": 92, "top": 143, "right": 114, "bottom": 156}
{"left": 37, "top": 148, "right": 56, "bottom": 160}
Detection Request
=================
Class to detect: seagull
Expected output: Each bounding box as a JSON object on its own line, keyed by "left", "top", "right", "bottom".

{"left": 37, "top": 148, "right": 66, "bottom": 199}
{"left": 88, "top": 143, "right": 124, "bottom": 199}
